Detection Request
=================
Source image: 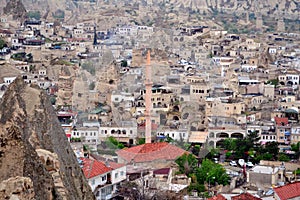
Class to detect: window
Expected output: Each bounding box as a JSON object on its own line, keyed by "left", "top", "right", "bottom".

{"left": 121, "top": 171, "right": 124, "bottom": 176}
{"left": 115, "top": 173, "right": 118, "bottom": 179}
{"left": 91, "top": 179, "right": 95, "bottom": 185}
{"left": 102, "top": 176, "right": 106, "bottom": 181}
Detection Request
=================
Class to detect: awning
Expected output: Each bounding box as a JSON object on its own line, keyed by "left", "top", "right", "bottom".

{"left": 189, "top": 131, "right": 208, "bottom": 143}
{"left": 285, "top": 131, "right": 291, "bottom": 136}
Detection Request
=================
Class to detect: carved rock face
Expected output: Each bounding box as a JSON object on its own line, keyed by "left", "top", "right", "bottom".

{"left": 0, "top": 77, "right": 94, "bottom": 200}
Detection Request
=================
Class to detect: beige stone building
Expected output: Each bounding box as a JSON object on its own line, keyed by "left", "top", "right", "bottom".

{"left": 206, "top": 97, "right": 245, "bottom": 117}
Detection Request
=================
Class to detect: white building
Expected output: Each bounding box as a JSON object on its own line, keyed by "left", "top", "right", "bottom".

{"left": 99, "top": 121, "right": 138, "bottom": 145}
{"left": 71, "top": 126, "right": 99, "bottom": 143}
{"left": 278, "top": 74, "right": 299, "bottom": 86}
{"left": 81, "top": 157, "right": 126, "bottom": 200}
{"left": 111, "top": 91, "right": 135, "bottom": 103}
{"left": 3, "top": 77, "right": 16, "bottom": 85}
{"left": 241, "top": 64, "right": 257, "bottom": 72}
{"left": 156, "top": 129, "right": 189, "bottom": 142}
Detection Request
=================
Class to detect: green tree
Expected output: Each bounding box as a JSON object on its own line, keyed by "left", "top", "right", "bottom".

{"left": 263, "top": 142, "right": 279, "bottom": 159}
{"left": 255, "top": 142, "right": 279, "bottom": 162}
{"left": 105, "top": 136, "right": 124, "bottom": 149}
{"left": 196, "top": 159, "right": 229, "bottom": 186}
{"left": 291, "top": 142, "right": 300, "bottom": 159}
{"left": 0, "top": 39, "right": 7, "bottom": 49}
{"left": 278, "top": 153, "right": 290, "bottom": 162}
{"left": 266, "top": 79, "right": 279, "bottom": 87}
{"left": 175, "top": 153, "right": 198, "bottom": 176}
{"left": 222, "top": 138, "right": 236, "bottom": 151}
{"left": 247, "top": 131, "right": 260, "bottom": 145}
{"left": 27, "top": 11, "right": 41, "bottom": 20}
{"left": 50, "top": 97, "right": 56, "bottom": 105}
{"left": 121, "top": 60, "right": 128, "bottom": 67}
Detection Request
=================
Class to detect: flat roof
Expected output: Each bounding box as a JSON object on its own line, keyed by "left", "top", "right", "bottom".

{"left": 250, "top": 165, "right": 279, "bottom": 174}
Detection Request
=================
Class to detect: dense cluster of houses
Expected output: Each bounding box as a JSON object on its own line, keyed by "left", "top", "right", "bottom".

{"left": 0, "top": 12, "right": 300, "bottom": 200}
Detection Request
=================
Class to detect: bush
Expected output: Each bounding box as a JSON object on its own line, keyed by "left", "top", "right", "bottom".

{"left": 81, "top": 62, "right": 95, "bottom": 75}
{"left": 188, "top": 183, "right": 205, "bottom": 193}
{"left": 27, "top": 11, "right": 40, "bottom": 20}
{"left": 136, "top": 138, "right": 145, "bottom": 145}
{"left": 0, "top": 39, "right": 7, "bottom": 49}
{"left": 278, "top": 153, "right": 290, "bottom": 162}
{"left": 89, "top": 82, "right": 95, "bottom": 90}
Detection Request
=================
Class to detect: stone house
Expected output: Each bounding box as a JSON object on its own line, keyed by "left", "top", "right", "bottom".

{"left": 206, "top": 97, "right": 245, "bottom": 118}
{"left": 274, "top": 117, "right": 291, "bottom": 145}
{"left": 248, "top": 165, "right": 284, "bottom": 187}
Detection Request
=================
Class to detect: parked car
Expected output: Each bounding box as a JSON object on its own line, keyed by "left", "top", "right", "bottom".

{"left": 230, "top": 160, "right": 237, "bottom": 166}
{"left": 246, "top": 161, "right": 254, "bottom": 167}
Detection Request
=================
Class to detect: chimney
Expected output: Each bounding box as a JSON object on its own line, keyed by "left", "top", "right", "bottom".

{"left": 105, "top": 158, "right": 110, "bottom": 167}
{"left": 145, "top": 50, "right": 152, "bottom": 143}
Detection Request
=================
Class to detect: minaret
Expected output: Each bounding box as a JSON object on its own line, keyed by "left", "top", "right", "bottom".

{"left": 255, "top": 1, "right": 263, "bottom": 30}
{"left": 245, "top": 11, "right": 249, "bottom": 24}
{"left": 145, "top": 50, "right": 152, "bottom": 143}
{"left": 256, "top": 13, "right": 263, "bottom": 30}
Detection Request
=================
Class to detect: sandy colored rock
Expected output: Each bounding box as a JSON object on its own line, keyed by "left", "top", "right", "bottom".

{"left": 0, "top": 77, "right": 94, "bottom": 200}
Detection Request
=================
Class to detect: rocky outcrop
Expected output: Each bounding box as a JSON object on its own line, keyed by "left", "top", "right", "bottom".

{"left": 0, "top": 77, "right": 94, "bottom": 200}
{"left": 0, "top": 177, "right": 35, "bottom": 199}
{"left": 3, "top": 0, "right": 27, "bottom": 20}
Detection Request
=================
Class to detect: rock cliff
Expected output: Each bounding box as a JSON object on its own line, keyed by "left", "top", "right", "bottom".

{"left": 3, "top": 0, "right": 27, "bottom": 19}
{"left": 0, "top": 77, "right": 94, "bottom": 200}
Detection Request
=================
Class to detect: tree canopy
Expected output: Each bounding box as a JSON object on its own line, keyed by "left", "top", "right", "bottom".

{"left": 196, "top": 159, "right": 229, "bottom": 186}
{"left": 175, "top": 153, "right": 197, "bottom": 176}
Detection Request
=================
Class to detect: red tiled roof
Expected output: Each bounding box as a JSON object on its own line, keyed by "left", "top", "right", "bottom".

{"left": 0, "top": 29, "right": 13, "bottom": 34}
{"left": 116, "top": 142, "right": 188, "bottom": 163}
{"left": 274, "top": 117, "right": 289, "bottom": 126}
{"left": 108, "top": 161, "right": 125, "bottom": 170}
{"left": 80, "top": 158, "right": 112, "bottom": 179}
{"left": 208, "top": 194, "right": 226, "bottom": 200}
{"left": 274, "top": 181, "right": 300, "bottom": 200}
{"left": 232, "top": 193, "right": 262, "bottom": 200}
{"left": 89, "top": 154, "right": 125, "bottom": 170}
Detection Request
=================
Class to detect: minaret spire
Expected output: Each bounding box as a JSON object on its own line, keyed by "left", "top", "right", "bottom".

{"left": 145, "top": 50, "right": 152, "bottom": 143}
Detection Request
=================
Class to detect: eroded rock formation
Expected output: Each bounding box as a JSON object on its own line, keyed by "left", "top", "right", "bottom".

{"left": 0, "top": 77, "right": 94, "bottom": 200}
